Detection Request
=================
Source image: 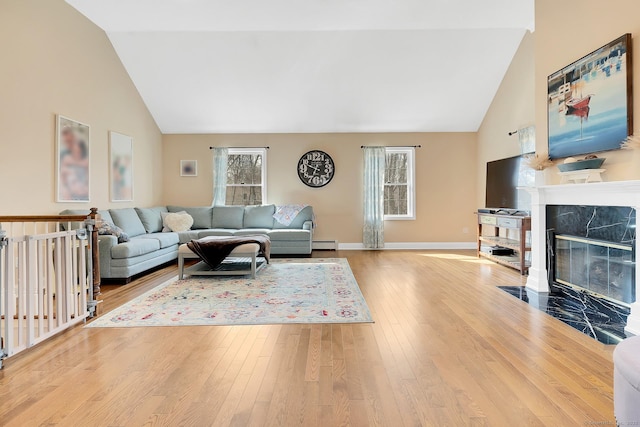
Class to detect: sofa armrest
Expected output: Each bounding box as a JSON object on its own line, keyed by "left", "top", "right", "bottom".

{"left": 98, "top": 234, "right": 117, "bottom": 246}
{"left": 98, "top": 235, "right": 117, "bottom": 258}
{"left": 302, "top": 220, "right": 313, "bottom": 232}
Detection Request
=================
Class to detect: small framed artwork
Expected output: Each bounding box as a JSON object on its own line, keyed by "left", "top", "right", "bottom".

{"left": 109, "top": 131, "right": 134, "bottom": 202}
{"left": 56, "top": 115, "right": 90, "bottom": 202}
{"left": 518, "top": 125, "right": 535, "bottom": 154}
{"left": 180, "top": 160, "right": 197, "bottom": 177}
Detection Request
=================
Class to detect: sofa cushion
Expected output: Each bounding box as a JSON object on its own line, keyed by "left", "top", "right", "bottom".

{"left": 138, "top": 232, "right": 180, "bottom": 249}
{"left": 244, "top": 205, "right": 275, "bottom": 228}
{"left": 212, "top": 206, "right": 244, "bottom": 229}
{"left": 268, "top": 229, "right": 312, "bottom": 240}
{"left": 176, "top": 230, "right": 201, "bottom": 244}
{"left": 111, "top": 237, "right": 160, "bottom": 259}
{"left": 110, "top": 245, "right": 178, "bottom": 268}
{"left": 135, "top": 207, "right": 168, "bottom": 233}
{"left": 234, "top": 229, "right": 270, "bottom": 236}
{"left": 273, "top": 206, "right": 314, "bottom": 229}
{"left": 109, "top": 208, "right": 147, "bottom": 237}
{"left": 197, "top": 229, "right": 236, "bottom": 238}
{"left": 99, "top": 210, "right": 114, "bottom": 224}
{"left": 168, "top": 206, "right": 213, "bottom": 229}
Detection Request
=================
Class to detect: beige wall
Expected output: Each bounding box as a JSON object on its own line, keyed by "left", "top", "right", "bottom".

{"left": 0, "top": 0, "right": 163, "bottom": 215}
{"left": 535, "top": 0, "right": 640, "bottom": 183}
{"left": 480, "top": 1, "right": 640, "bottom": 192}
{"left": 163, "top": 133, "right": 478, "bottom": 244}
{"left": 476, "top": 31, "right": 535, "bottom": 207}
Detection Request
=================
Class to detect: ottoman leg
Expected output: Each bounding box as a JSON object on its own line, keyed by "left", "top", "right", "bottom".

{"left": 251, "top": 254, "right": 256, "bottom": 279}
{"left": 178, "top": 254, "right": 184, "bottom": 279}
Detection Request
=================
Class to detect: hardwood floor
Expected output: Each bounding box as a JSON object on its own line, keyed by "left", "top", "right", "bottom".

{"left": 0, "top": 250, "right": 615, "bottom": 426}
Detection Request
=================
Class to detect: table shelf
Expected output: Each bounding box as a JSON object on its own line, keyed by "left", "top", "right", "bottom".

{"left": 479, "top": 236, "right": 530, "bottom": 252}
{"left": 476, "top": 212, "right": 531, "bottom": 275}
{"left": 478, "top": 252, "right": 532, "bottom": 270}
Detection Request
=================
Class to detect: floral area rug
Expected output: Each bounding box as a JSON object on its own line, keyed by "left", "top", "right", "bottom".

{"left": 87, "top": 258, "right": 373, "bottom": 327}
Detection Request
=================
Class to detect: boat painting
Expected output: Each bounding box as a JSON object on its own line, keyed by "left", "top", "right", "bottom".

{"left": 565, "top": 95, "right": 592, "bottom": 111}
{"left": 547, "top": 34, "right": 633, "bottom": 159}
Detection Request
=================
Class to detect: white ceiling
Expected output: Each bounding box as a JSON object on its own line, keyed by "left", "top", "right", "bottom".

{"left": 66, "top": 0, "right": 534, "bottom": 134}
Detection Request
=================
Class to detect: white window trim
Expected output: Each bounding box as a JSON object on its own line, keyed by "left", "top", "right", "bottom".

{"left": 227, "top": 147, "right": 267, "bottom": 205}
{"left": 384, "top": 147, "right": 416, "bottom": 221}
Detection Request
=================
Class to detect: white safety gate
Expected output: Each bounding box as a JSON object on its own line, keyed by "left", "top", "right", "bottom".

{"left": 0, "top": 222, "right": 96, "bottom": 368}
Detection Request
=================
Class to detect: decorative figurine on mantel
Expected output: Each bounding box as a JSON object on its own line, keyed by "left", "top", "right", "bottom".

{"left": 620, "top": 134, "right": 640, "bottom": 150}
{"left": 524, "top": 153, "right": 553, "bottom": 186}
{"left": 621, "top": 134, "right": 640, "bottom": 180}
{"left": 557, "top": 155, "right": 606, "bottom": 184}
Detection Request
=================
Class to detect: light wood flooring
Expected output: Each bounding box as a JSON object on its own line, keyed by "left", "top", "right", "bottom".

{"left": 0, "top": 250, "right": 616, "bottom": 426}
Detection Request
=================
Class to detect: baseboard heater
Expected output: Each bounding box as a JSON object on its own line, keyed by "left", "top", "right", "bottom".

{"left": 312, "top": 240, "right": 338, "bottom": 250}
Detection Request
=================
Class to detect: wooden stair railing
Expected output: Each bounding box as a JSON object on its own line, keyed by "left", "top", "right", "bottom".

{"left": 0, "top": 207, "right": 102, "bottom": 308}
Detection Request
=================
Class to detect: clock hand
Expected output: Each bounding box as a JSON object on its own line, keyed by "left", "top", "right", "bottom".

{"left": 307, "top": 164, "right": 320, "bottom": 173}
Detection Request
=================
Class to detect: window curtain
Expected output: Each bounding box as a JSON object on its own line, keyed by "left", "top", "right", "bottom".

{"left": 363, "top": 146, "right": 385, "bottom": 248}
{"left": 212, "top": 147, "right": 228, "bottom": 206}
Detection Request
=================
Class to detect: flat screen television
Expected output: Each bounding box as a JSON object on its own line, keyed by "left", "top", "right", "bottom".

{"left": 485, "top": 155, "right": 521, "bottom": 209}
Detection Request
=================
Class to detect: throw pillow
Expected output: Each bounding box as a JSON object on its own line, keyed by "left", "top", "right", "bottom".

{"left": 161, "top": 210, "right": 186, "bottom": 232}
{"left": 97, "top": 221, "right": 130, "bottom": 243}
{"left": 164, "top": 212, "right": 194, "bottom": 232}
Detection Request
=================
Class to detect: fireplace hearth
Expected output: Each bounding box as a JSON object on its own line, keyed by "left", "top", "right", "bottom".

{"left": 499, "top": 285, "right": 629, "bottom": 344}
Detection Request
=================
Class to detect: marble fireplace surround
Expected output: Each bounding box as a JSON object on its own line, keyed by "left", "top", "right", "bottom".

{"left": 525, "top": 180, "right": 640, "bottom": 336}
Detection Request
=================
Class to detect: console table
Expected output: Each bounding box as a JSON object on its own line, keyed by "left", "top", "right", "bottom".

{"left": 476, "top": 212, "right": 531, "bottom": 275}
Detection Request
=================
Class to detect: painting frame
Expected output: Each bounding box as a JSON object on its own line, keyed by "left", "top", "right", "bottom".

{"left": 56, "top": 115, "right": 90, "bottom": 203}
{"left": 180, "top": 160, "right": 197, "bottom": 177}
{"left": 547, "top": 34, "right": 633, "bottom": 160}
{"left": 109, "top": 131, "right": 134, "bottom": 202}
{"left": 518, "top": 125, "right": 536, "bottom": 155}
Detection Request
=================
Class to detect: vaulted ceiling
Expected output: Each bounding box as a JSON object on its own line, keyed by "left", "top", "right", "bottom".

{"left": 66, "top": 0, "right": 534, "bottom": 134}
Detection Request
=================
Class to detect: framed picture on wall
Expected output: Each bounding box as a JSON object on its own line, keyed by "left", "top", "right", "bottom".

{"left": 518, "top": 125, "right": 535, "bottom": 155}
{"left": 109, "top": 131, "right": 134, "bottom": 202}
{"left": 56, "top": 115, "right": 90, "bottom": 202}
{"left": 547, "top": 34, "right": 633, "bottom": 159}
{"left": 180, "top": 160, "right": 197, "bottom": 177}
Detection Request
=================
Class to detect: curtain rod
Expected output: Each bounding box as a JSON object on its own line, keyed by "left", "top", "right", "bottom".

{"left": 360, "top": 145, "right": 421, "bottom": 148}
{"left": 209, "top": 146, "right": 270, "bottom": 149}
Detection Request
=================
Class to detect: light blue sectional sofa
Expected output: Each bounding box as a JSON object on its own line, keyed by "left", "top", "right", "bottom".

{"left": 61, "top": 205, "right": 313, "bottom": 281}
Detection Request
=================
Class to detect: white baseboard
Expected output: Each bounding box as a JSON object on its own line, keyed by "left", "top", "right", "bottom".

{"left": 312, "top": 240, "right": 339, "bottom": 250}
{"left": 338, "top": 242, "right": 476, "bottom": 250}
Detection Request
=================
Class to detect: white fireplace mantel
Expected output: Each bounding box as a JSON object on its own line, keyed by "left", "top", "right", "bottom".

{"left": 523, "top": 180, "right": 640, "bottom": 336}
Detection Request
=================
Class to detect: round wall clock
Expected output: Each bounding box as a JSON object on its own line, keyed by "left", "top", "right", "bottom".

{"left": 297, "top": 150, "right": 335, "bottom": 187}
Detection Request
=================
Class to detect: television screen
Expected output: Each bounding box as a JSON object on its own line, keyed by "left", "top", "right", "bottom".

{"left": 485, "top": 155, "right": 521, "bottom": 209}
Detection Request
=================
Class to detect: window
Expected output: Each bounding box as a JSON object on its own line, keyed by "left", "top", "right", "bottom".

{"left": 384, "top": 147, "right": 415, "bottom": 220}
{"left": 225, "top": 148, "right": 267, "bottom": 205}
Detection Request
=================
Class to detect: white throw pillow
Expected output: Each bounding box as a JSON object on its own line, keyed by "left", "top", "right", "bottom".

{"left": 161, "top": 210, "right": 185, "bottom": 232}
{"left": 161, "top": 211, "right": 180, "bottom": 232}
{"left": 162, "top": 211, "right": 193, "bottom": 232}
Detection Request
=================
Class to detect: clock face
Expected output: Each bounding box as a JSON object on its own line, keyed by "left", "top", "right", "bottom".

{"left": 297, "top": 150, "right": 335, "bottom": 188}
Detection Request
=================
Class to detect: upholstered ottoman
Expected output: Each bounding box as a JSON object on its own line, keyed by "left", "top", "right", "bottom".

{"left": 178, "top": 242, "right": 262, "bottom": 279}
{"left": 613, "top": 335, "right": 640, "bottom": 425}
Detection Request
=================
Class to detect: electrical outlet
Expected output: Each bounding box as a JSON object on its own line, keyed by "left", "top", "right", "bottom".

{"left": 462, "top": 227, "right": 469, "bottom": 234}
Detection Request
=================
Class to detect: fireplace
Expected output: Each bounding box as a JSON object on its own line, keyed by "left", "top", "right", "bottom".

{"left": 554, "top": 234, "right": 635, "bottom": 304}
{"left": 547, "top": 205, "right": 636, "bottom": 306}
{"left": 524, "top": 181, "right": 640, "bottom": 336}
